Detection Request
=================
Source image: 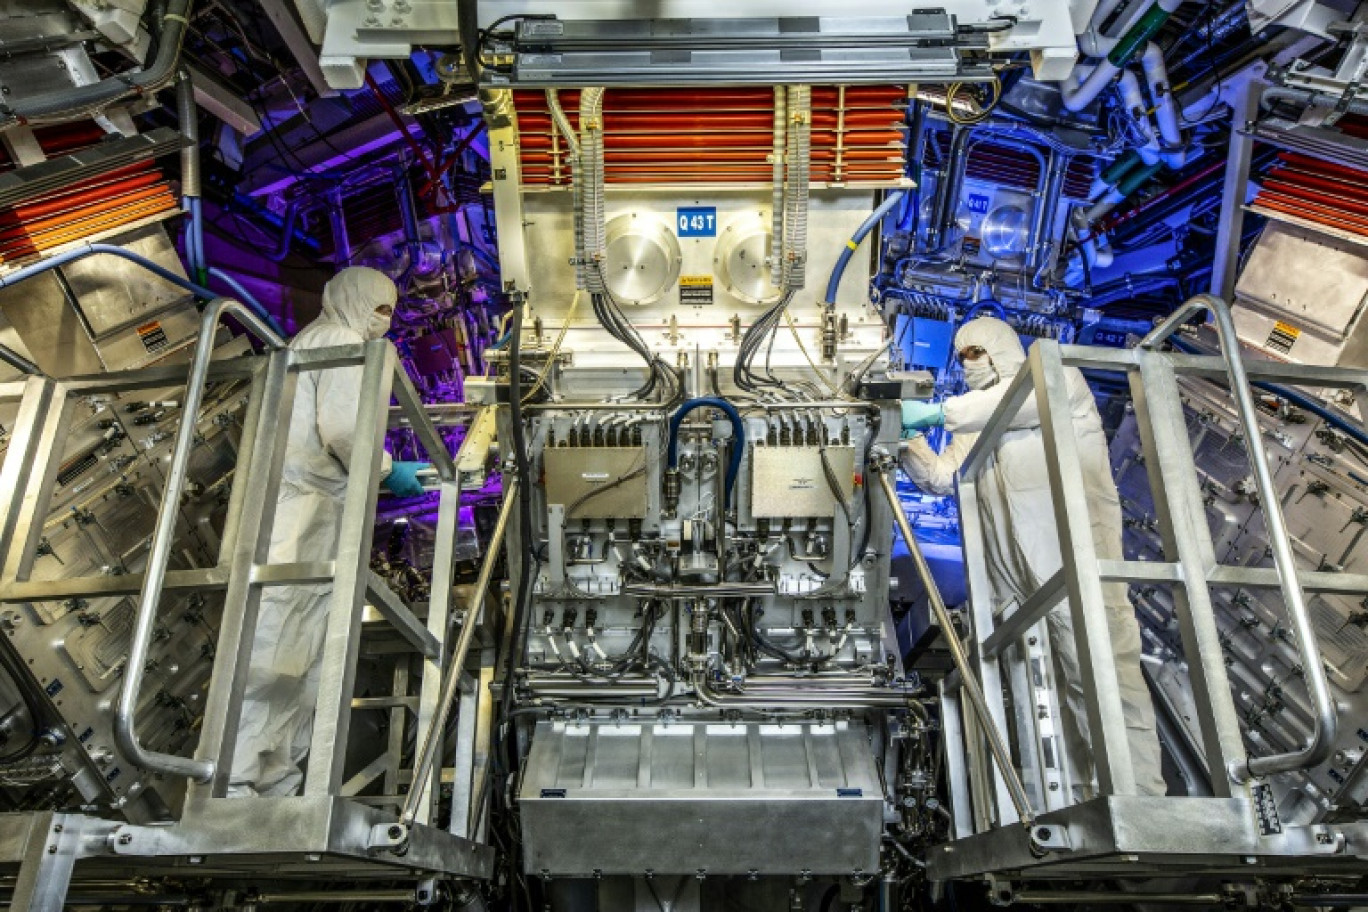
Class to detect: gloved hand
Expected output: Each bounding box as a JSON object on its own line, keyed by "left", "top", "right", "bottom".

{"left": 383, "top": 461, "right": 430, "bottom": 498}
{"left": 901, "top": 400, "right": 944, "bottom": 434}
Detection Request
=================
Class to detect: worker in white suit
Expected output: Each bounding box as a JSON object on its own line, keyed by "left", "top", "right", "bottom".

{"left": 228, "top": 267, "right": 428, "bottom": 797}
{"left": 899, "top": 316, "right": 1165, "bottom": 797}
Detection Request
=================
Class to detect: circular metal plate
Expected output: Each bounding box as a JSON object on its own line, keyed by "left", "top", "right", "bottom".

{"left": 714, "top": 214, "right": 778, "bottom": 305}
{"left": 603, "top": 213, "right": 681, "bottom": 305}
{"left": 981, "top": 204, "right": 1030, "bottom": 261}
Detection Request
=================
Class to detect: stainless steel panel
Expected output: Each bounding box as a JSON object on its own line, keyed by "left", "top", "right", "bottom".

{"left": 544, "top": 446, "right": 650, "bottom": 519}
{"left": 519, "top": 720, "right": 884, "bottom": 875}
{"left": 0, "top": 53, "right": 77, "bottom": 104}
{"left": 87, "top": 300, "right": 201, "bottom": 372}
{"left": 750, "top": 445, "right": 854, "bottom": 518}
{"left": 1235, "top": 221, "right": 1368, "bottom": 339}
{"left": 103, "top": 796, "right": 494, "bottom": 879}
{"left": 59, "top": 225, "right": 192, "bottom": 338}
{"left": 0, "top": 342, "right": 247, "bottom": 817}
{"left": 0, "top": 274, "right": 105, "bottom": 377}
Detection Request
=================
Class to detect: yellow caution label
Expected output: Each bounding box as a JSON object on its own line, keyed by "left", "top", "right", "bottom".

{"left": 1267, "top": 320, "right": 1300, "bottom": 355}
{"left": 679, "top": 275, "right": 714, "bottom": 306}
{"left": 846, "top": 239, "right": 859, "bottom": 251}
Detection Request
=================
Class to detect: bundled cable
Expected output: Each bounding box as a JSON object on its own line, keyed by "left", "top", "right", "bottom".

{"left": 590, "top": 268, "right": 683, "bottom": 404}
{"left": 572, "top": 87, "right": 683, "bottom": 404}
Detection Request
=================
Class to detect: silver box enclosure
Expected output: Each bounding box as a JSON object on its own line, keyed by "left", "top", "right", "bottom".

{"left": 543, "top": 446, "right": 650, "bottom": 519}
{"left": 749, "top": 445, "right": 856, "bottom": 519}
{"left": 519, "top": 720, "right": 884, "bottom": 876}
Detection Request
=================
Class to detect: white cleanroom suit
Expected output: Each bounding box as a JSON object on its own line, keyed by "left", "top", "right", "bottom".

{"left": 228, "top": 267, "right": 398, "bottom": 797}
{"left": 900, "top": 317, "right": 1166, "bottom": 797}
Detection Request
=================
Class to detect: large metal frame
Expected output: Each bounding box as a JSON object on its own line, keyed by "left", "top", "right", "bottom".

{"left": 484, "top": 14, "right": 994, "bottom": 86}
{"left": 931, "top": 296, "right": 1368, "bottom": 881}
{"left": 0, "top": 304, "right": 494, "bottom": 908}
{"left": 310, "top": 1, "right": 1090, "bottom": 90}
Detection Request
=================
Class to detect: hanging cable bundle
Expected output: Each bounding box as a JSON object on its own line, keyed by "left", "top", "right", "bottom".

{"left": 572, "top": 87, "right": 683, "bottom": 404}
{"left": 589, "top": 273, "right": 684, "bottom": 404}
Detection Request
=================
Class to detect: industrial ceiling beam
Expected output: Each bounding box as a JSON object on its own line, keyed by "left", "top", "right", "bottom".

{"left": 184, "top": 63, "right": 262, "bottom": 136}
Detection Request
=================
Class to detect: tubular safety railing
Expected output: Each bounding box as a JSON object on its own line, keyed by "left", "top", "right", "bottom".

{"left": 873, "top": 462, "right": 1035, "bottom": 826}
{"left": 400, "top": 476, "right": 518, "bottom": 827}
{"left": 937, "top": 293, "right": 1368, "bottom": 840}
{"left": 0, "top": 289, "right": 474, "bottom": 824}
{"left": 1139, "top": 293, "right": 1335, "bottom": 781}
{"left": 115, "top": 298, "right": 283, "bottom": 782}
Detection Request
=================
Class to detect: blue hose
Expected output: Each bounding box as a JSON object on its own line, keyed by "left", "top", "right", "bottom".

{"left": 825, "top": 190, "right": 906, "bottom": 305}
{"left": 182, "top": 198, "right": 200, "bottom": 272}
{"left": 668, "top": 397, "right": 746, "bottom": 506}
{"left": 964, "top": 299, "right": 1008, "bottom": 322}
{"left": 1168, "top": 335, "right": 1368, "bottom": 449}
{"left": 0, "top": 244, "right": 217, "bottom": 299}
{"left": 190, "top": 197, "right": 206, "bottom": 275}
{"left": 206, "top": 268, "right": 286, "bottom": 338}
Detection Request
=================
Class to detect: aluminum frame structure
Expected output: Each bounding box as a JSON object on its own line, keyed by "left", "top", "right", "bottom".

{"left": 0, "top": 303, "right": 493, "bottom": 910}
{"left": 931, "top": 295, "right": 1368, "bottom": 882}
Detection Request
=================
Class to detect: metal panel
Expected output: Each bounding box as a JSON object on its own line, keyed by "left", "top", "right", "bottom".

{"left": 1235, "top": 220, "right": 1368, "bottom": 339}
{"left": 59, "top": 225, "right": 192, "bottom": 338}
{"left": 749, "top": 445, "right": 855, "bottom": 518}
{"left": 0, "top": 274, "right": 105, "bottom": 377}
{"left": 544, "top": 446, "right": 650, "bottom": 519}
{"left": 1126, "top": 350, "right": 1245, "bottom": 794}
{"left": 519, "top": 720, "right": 884, "bottom": 875}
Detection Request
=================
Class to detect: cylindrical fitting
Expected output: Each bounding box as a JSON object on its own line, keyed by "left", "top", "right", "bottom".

{"left": 663, "top": 468, "right": 681, "bottom": 516}
{"left": 821, "top": 308, "right": 839, "bottom": 361}
{"left": 688, "top": 600, "right": 710, "bottom": 666}
{"left": 1334, "top": 748, "right": 1363, "bottom": 767}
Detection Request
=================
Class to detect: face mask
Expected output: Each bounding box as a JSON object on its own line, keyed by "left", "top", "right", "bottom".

{"left": 365, "top": 310, "right": 392, "bottom": 340}
{"left": 963, "top": 358, "right": 999, "bottom": 390}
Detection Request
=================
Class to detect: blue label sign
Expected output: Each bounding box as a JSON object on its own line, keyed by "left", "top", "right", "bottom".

{"left": 966, "top": 193, "right": 991, "bottom": 215}
{"left": 676, "top": 207, "right": 717, "bottom": 237}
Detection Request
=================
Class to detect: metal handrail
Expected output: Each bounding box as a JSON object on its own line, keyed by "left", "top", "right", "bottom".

{"left": 0, "top": 243, "right": 284, "bottom": 339}
{"left": 1141, "top": 294, "right": 1337, "bottom": 782}
{"left": 115, "top": 298, "right": 284, "bottom": 782}
{"left": 874, "top": 462, "right": 1035, "bottom": 826}
{"left": 400, "top": 476, "right": 518, "bottom": 827}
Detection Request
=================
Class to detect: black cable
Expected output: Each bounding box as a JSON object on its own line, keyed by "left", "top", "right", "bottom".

{"left": 959, "top": 14, "right": 1018, "bottom": 32}
{"left": 499, "top": 304, "right": 536, "bottom": 720}
{"left": 733, "top": 292, "right": 796, "bottom": 395}
{"left": 589, "top": 270, "right": 684, "bottom": 405}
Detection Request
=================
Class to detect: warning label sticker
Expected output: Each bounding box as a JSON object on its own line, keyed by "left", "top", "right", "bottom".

{"left": 1266, "top": 320, "right": 1301, "bottom": 355}
{"left": 136, "top": 320, "right": 169, "bottom": 353}
{"left": 1252, "top": 782, "right": 1282, "bottom": 836}
{"left": 679, "top": 275, "right": 714, "bottom": 306}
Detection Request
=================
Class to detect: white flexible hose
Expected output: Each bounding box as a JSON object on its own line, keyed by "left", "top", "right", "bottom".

{"left": 770, "top": 86, "right": 787, "bottom": 288}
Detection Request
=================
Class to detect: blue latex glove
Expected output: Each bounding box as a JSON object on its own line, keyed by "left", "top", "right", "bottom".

{"left": 901, "top": 400, "right": 944, "bottom": 434}
{"left": 384, "top": 461, "right": 430, "bottom": 498}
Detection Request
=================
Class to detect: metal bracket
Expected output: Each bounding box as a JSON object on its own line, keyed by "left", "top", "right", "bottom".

{"left": 1028, "top": 823, "right": 1072, "bottom": 854}
{"left": 367, "top": 822, "right": 410, "bottom": 856}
